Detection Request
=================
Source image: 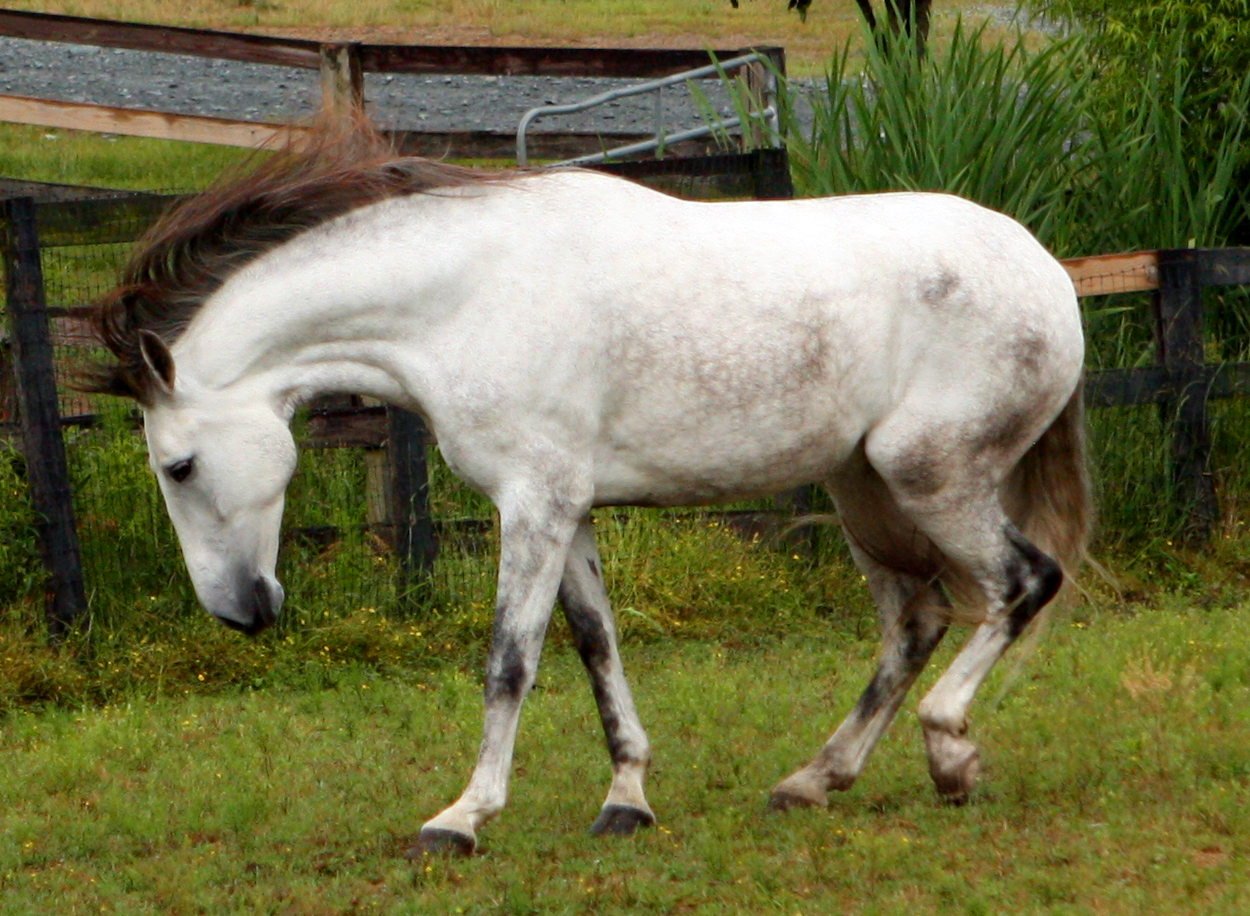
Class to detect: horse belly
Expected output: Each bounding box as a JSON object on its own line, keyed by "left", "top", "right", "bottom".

{"left": 590, "top": 404, "right": 860, "bottom": 507}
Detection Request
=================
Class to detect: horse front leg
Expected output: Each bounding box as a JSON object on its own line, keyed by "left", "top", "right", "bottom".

{"left": 413, "top": 490, "right": 583, "bottom": 856}
{"left": 558, "top": 517, "right": 655, "bottom": 835}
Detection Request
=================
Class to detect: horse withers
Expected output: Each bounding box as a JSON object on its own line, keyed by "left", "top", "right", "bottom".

{"left": 85, "top": 122, "right": 1090, "bottom": 855}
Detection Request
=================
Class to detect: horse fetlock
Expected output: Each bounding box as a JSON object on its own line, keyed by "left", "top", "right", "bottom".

{"left": 916, "top": 698, "right": 968, "bottom": 738}
{"left": 923, "top": 728, "right": 980, "bottom": 804}
{"left": 604, "top": 759, "right": 652, "bottom": 812}
{"left": 417, "top": 796, "right": 496, "bottom": 857}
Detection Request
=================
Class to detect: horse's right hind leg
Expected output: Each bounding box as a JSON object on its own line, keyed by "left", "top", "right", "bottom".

{"left": 770, "top": 544, "right": 949, "bottom": 810}
{"left": 916, "top": 525, "right": 1062, "bottom": 802}
{"left": 863, "top": 422, "right": 1065, "bottom": 804}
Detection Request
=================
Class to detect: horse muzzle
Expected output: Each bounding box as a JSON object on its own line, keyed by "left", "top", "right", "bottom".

{"left": 214, "top": 574, "right": 284, "bottom": 635}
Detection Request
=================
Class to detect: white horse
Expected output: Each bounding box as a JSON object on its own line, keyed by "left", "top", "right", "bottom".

{"left": 87, "top": 123, "right": 1089, "bottom": 856}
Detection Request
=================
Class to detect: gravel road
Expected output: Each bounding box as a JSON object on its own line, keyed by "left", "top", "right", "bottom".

{"left": 0, "top": 34, "right": 752, "bottom": 144}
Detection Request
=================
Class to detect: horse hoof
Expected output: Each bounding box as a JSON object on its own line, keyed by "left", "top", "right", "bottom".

{"left": 767, "top": 788, "right": 825, "bottom": 812}
{"left": 590, "top": 804, "right": 656, "bottom": 836}
{"left": 926, "top": 734, "right": 980, "bottom": 804}
{"left": 407, "top": 827, "right": 476, "bottom": 857}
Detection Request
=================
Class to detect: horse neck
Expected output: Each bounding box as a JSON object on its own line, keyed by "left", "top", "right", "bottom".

{"left": 170, "top": 251, "right": 430, "bottom": 413}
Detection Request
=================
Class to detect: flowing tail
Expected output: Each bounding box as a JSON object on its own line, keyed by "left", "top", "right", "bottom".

{"left": 1008, "top": 379, "right": 1093, "bottom": 592}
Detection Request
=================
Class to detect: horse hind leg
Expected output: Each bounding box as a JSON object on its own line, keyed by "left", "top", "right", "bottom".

{"left": 865, "top": 421, "right": 1065, "bottom": 804}
{"left": 558, "top": 518, "right": 656, "bottom": 835}
{"left": 917, "top": 524, "right": 1061, "bottom": 802}
{"left": 770, "top": 535, "right": 950, "bottom": 810}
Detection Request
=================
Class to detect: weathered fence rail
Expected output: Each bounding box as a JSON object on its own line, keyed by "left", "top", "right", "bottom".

{"left": 1073, "top": 248, "right": 1250, "bottom": 539}
{"left": 1, "top": 195, "right": 87, "bottom": 635}
{"left": 0, "top": 8, "right": 782, "bottom": 161}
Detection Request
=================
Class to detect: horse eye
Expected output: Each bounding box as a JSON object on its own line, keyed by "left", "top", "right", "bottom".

{"left": 166, "top": 458, "right": 194, "bottom": 483}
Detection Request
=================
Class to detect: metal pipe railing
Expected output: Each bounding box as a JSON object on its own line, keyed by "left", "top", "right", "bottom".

{"left": 516, "top": 50, "right": 779, "bottom": 166}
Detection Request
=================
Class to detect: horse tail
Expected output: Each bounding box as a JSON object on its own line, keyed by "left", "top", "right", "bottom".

{"left": 1007, "top": 378, "right": 1093, "bottom": 594}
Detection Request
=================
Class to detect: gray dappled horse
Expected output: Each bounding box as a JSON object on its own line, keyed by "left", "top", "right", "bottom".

{"left": 85, "top": 122, "right": 1090, "bottom": 855}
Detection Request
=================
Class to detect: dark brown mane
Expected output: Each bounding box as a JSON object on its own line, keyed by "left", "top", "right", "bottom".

{"left": 81, "top": 116, "right": 513, "bottom": 402}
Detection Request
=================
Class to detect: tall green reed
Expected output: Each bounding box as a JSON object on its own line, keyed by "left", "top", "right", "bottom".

{"left": 781, "top": 20, "right": 1096, "bottom": 251}
{"left": 778, "top": 23, "right": 1250, "bottom": 257}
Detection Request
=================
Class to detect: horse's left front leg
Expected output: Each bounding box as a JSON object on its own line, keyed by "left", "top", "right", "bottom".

{"left": 559, "top": 517, "right": 655, "bottom": 835}
{"left": 412, "top": 489, "right": 583, "bottom": 856}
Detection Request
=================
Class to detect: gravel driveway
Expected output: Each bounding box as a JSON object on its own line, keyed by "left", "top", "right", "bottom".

{"left": 0, "top": 34, "right": 756, "bottom": 148}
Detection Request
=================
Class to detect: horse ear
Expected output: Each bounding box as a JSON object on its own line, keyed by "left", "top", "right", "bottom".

{"left": 138, "top": 330, "right": 176, "bottom": 397}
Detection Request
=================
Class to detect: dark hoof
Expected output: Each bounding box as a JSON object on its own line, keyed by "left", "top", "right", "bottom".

{"left": 766, "top": 790, "right": 822, "bottom": 813}
{"left": 406, "top": 827, "right": 476, "bottom": 857}
{"left": 590, "top": 804, "right": 656, "bottom": 836}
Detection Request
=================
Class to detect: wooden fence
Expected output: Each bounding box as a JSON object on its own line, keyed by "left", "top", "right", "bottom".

{"left": 0, "top": 7, "right": 784, "bottom": 160}
{"left": 1075, "top": 249, "right": 1250, "bottom": 538}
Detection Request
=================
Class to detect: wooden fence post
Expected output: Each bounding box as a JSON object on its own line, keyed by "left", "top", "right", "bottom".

{"left": 319, "top": 43, "right": 365, "bottom": 118}
{"left": 1156, "top": 247, "right": 1218, "bottom": 541}
{"left": 736, "top": 46, "right": 784, "bottom": 152}
{"left": 1, "top": 196, "right": 88, "bottom": 637}
{"left": 388, "top": 407, "right": 437, "bottom": 605}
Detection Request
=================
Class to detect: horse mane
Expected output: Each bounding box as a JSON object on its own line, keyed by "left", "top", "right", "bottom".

{"left": 81, "top": 116, "right": 515, "bottom": 403}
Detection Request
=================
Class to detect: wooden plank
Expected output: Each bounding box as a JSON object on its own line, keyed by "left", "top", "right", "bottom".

{"left": 388, "top": 407, "right": 437, "bottom": 597}
{"left": 389, "top": 128, "right": 719, "bottom": 161}
{"left": 303, "top": 405, "right": 387, "bottom": 449}
{"left": 593, "top": 149, "right": 792, "bottom": 200}
{"left": 0, "top": 94, "right": 304, "bottom": 150}
{"left": 0, "top": 177, "right": 141, "bottom": 203}
{"left": 0, "top": 9, "right": 762, "bottom": 79}
{"left": 49, "top": 313, "right": 98, "bottom": 348}
{"left": 320, "top": 43, "right": 365, "bottom": 116}
{"left": 0, "top": 94, "right": 721, "bottom": 163}
{"left": 1060, "top": 251, "right": 1159, "bottom": 297}
{"left": 1206, "top": 362, "right": 1250, "bottom": 400}
{"left": 1082, "top": 362, "right": 1250, "bottom": 410}
{"left": 1199, "top": 247, "right": 1250, "bottom": 289}
{"left": 1156, "top": 248, "right": 1217, "bottom": 541}
{"left": 1084, "top": 366, "right": 1170, "bottom": 409}
{"left": 357, "top": 44, "right": 746, "bottom": 78}
{"left": 0, "top": 8, "right": 322, "bottom": 69}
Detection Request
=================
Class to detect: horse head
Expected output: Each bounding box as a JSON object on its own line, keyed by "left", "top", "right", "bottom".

{"left": 136, "top": 330, "right": 295, "bottom": 634}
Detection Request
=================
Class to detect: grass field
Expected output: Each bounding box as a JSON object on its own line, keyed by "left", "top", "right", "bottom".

{"left": 2, "top": 600, "right": 1248, "bottom": 915}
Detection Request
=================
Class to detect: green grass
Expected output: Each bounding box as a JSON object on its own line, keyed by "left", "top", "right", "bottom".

{"left": 1, "top": 601, "right": 1248, "bottom": 914}
{"left": 0, "top": 124, "right": 249, "bottom": 192}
